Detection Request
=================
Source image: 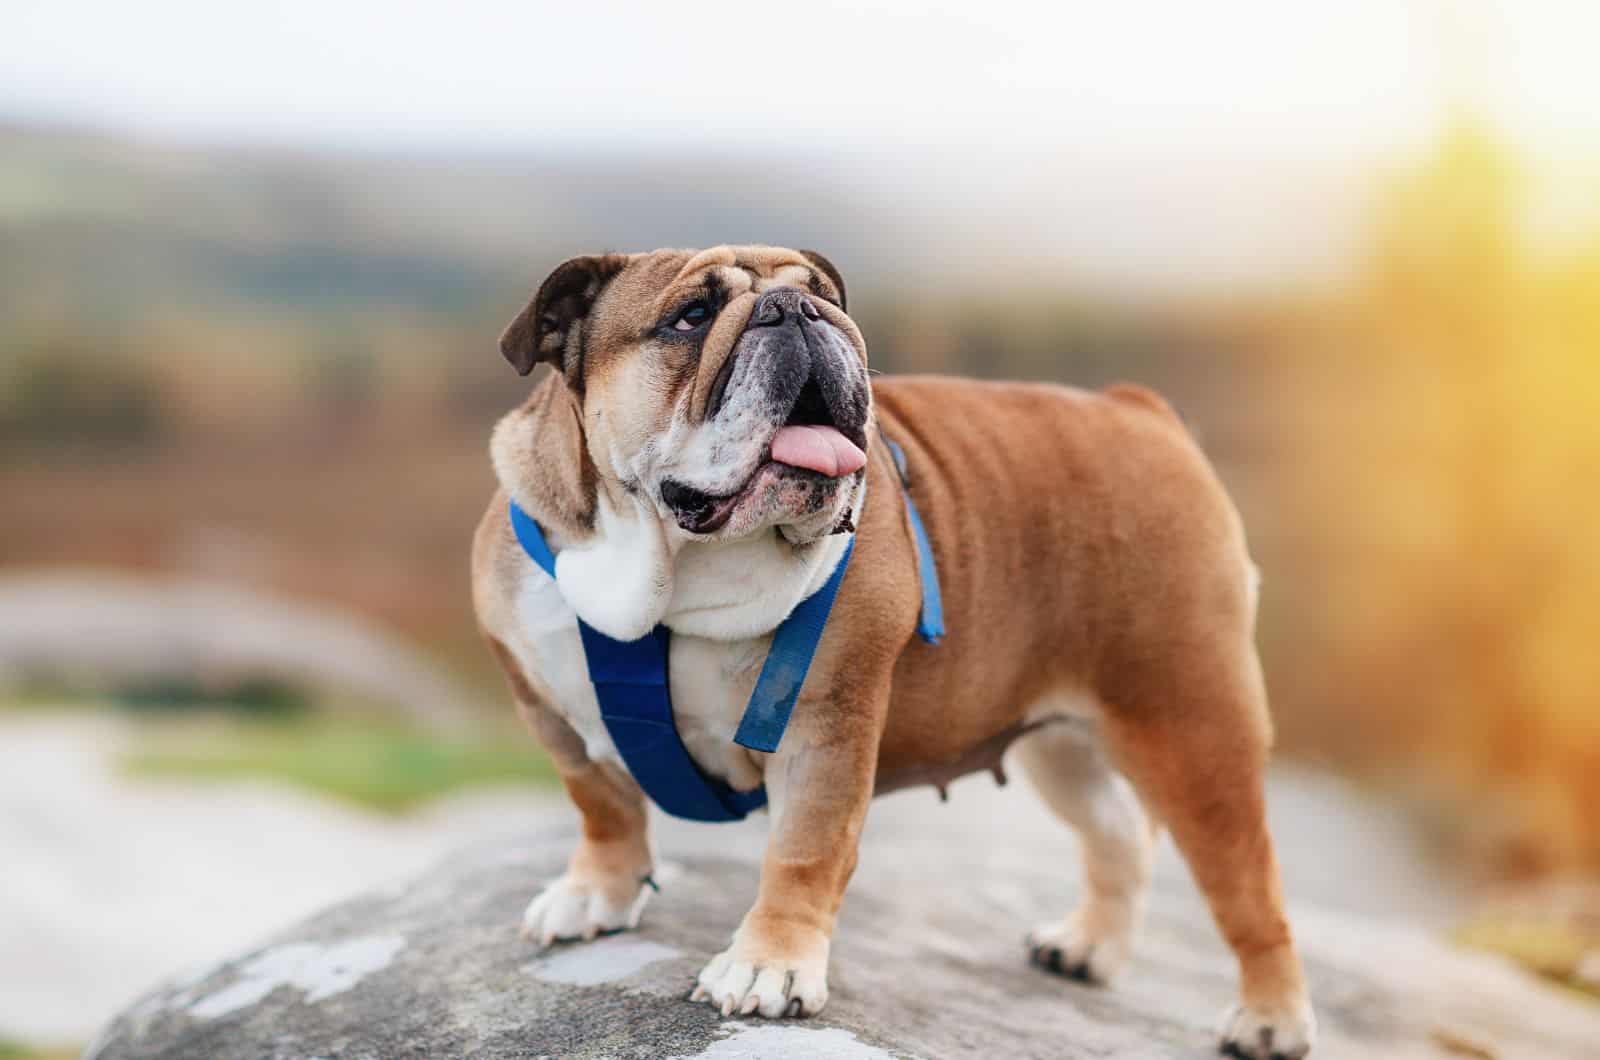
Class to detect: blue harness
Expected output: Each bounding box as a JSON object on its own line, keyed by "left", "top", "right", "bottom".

{"left": 509, "top": 435, "right": 943, "bottom": 822}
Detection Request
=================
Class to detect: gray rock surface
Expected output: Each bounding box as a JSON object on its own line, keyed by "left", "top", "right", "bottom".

{"left": 89, "top": 777, "right": 1600, "bottom": 1060}
{"left": 0, "top": 573, "right": 479, "bottom": 730}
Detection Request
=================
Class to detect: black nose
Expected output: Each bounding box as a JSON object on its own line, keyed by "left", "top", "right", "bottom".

{"left": 749, "top": 288, "right": 817, "bottom": 328}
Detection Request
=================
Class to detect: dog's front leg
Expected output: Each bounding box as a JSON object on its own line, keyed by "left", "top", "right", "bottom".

{"left": 521, "top": 755, "right": 653, "bottom": 946}
{"left": 690, "top": 695, "right": 884, "bottom": 1018}
{"left": 487, "top": 637, "right": 654, "bottom": 946}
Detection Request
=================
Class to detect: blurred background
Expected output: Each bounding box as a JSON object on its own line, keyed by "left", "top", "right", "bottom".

{"left": 4, "top": 0, "right": 1599, "bottom": 1054}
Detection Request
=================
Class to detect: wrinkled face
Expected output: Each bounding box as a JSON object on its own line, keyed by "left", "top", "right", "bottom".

{"left": 505, "top": 245, "right": 871, "bottom": 545}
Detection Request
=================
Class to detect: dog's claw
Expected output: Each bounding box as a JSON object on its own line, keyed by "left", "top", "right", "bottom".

{"left": 1216, "top": 1000, "right": 1315, "bottom": 1059}
{"left": 690, "top": 944, "right": 828, "bottom": 1019}
{"left": 520, "top": 872, "right": 651, "bottom": 949}
{"left": 1029, "top": 938, "right": 1096, "bottom": 981}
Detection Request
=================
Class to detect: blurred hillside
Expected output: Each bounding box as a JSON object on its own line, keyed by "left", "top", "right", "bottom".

{"left": 0, "top": 122, "right": 1294, "bottom": 658}
{"left": 0, "top": 124, "right": 911, "bottom": 318}
{"left": 4, "top": 119, "right": 1599, "bottom": 881}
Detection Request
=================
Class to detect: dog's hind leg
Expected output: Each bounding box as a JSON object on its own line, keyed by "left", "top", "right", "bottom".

{"left": 1097, "top": 642, "right": 1315, "bottom": 1059}
{"left": 1016, "top": 708, "right": 1157, "bottom": 985}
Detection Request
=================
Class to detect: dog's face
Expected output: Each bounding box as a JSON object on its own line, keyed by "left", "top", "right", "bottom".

{"left": 500, "top": 245, "right": 870, "bottom": 546}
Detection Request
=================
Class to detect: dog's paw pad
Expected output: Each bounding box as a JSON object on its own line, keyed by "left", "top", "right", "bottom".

{"left": 689, "top": 947, "right": 828, "bottom": 1019}
{"left": 519, "top": 872, "right": 649, "bottom": 948}
{"left": 1217, "top": 999, "right": 1316, "bottom": 1060}
{"left": 1024, "top": 916, "right": 1130, "bottom": 985}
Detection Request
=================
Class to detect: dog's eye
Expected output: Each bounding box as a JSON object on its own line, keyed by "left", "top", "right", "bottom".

{"left": 672, "top": 301, "right": 712, "bottom": 332}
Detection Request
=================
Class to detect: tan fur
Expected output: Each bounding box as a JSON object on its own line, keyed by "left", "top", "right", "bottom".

{"left": 472, "top": 246, "right": 1312, "bottom": 1052}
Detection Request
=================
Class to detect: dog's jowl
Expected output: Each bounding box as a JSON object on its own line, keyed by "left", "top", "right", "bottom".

{"left": 471, "top": 245, "right": 1316, "bottom": 1057}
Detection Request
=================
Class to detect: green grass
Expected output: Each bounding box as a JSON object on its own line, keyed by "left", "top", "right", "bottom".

{"left": 120, "top": 713, "right": 560, "bottom": 813}
{"left": 0, "top": 1040, "right": 79, "bottom": 1060}
{"left": 1, "top": 678, "right": 307, "bottom": 717}
{"left": 0, "top": 688, "right": 90, "bottom": 713}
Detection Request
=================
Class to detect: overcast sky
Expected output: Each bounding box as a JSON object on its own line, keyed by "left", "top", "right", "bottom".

{"left": 5, "top": 1, "right": 1599, "bottom": 158}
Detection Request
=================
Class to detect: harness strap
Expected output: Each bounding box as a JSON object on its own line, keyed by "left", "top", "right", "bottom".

{"left": 732, "top": 536, "right": 854, "bottom": 753}
{"left": 509, "top": 501, "right": 766, "bottom": 820}
{"left": 506, "top": 430, "right": 942, "bottom": 823}
{"left": 882, "top": 436, "right": 945, "bottom": 644}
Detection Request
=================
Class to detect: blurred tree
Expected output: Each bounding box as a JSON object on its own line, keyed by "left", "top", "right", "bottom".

{"left": 0, "top": 339, "right": 166, "bottom": 453}
{"left": 1301, "top": 119, "right": 1600, "bottom": 875}
{"left": 308, "top": 335, "right": 379, "bottom": 426}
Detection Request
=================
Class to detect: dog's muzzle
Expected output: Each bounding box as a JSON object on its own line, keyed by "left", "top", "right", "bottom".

{"left": 660, "top": 288, "right": 869, "bottom": 535}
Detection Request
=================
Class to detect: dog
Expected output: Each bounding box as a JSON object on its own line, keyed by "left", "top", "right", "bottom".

{"left": 471, "top": 245, "right": 1315, "bottom": 1057}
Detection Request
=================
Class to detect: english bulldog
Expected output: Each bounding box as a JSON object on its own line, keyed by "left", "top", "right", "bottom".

{"left": 471, "top": 245, "right": 1316, "bottom": 1057}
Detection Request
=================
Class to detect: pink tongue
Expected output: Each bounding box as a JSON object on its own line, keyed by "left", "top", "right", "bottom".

{"left": 770, "top": 425, "right": 867, "bottom": 477}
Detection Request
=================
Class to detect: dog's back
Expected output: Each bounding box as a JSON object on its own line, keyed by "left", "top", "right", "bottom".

{"left": 870, "top": 375, "right": 1254, "bottom": 736}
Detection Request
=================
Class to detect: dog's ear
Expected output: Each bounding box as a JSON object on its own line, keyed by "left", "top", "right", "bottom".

{"left": 491, "top": 372, "right": 598, "bottom": 533}
{"left": 500, "top": 254, "right": 629, "bottom": 379}
{"left": 799, "top": 249, "right": 847, "bottom": 312}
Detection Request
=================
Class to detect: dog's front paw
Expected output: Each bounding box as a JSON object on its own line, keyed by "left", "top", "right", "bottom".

{"left": 1217, "top": 996, "right": 1316, "bottom": 1059}
{"left": 519, "top": 870, "right": 651, "bottom": 948}
{"left": 688, "top": 926, "right": 830, "bottom": 1018}
{"left": 1025, "top": 902, "right": 1136, "bottom": 985}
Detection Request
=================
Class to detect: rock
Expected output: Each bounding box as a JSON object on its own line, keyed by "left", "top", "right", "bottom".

{"left": 87, "top": 803, "right": 1600, "bottom": 1060}
{"left": 0, "top": 573, "right": 480, "bottom": 731}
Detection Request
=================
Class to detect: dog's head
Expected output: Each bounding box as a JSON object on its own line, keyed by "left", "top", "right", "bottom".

{"left": 496, "top": 245, "right": 869, "bottom": 547}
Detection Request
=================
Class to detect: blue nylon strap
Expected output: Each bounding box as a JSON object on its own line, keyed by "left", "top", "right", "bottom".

{"left": 578, "top": 622, "right": 769, "bottom": 821}
{"left": 504, "top": 432, "right": 943, "bottom": 823}
{"left": 509, "top": 501, "right": 558, "bottom": 578}
{"left": 509, "top": 501, "right": 767, "bottom": 821}
{"left": 732, "top": 536, "right": 855, "bottom": 753}
{"left": 882, "top": 437, "right": 945, "bottom": 643}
